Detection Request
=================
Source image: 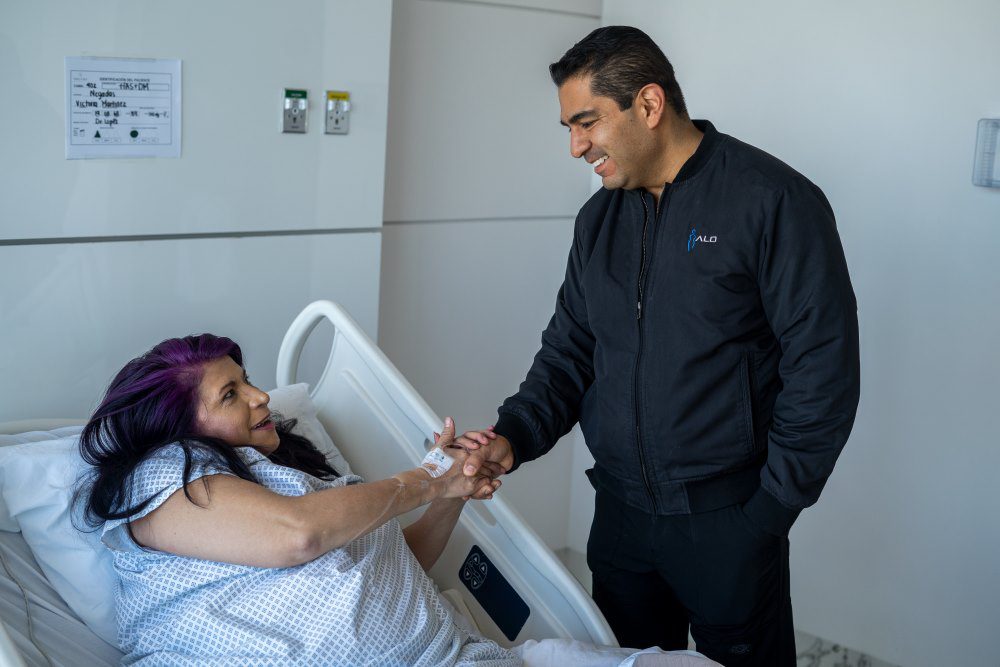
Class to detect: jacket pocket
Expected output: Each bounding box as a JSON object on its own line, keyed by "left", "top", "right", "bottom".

{"left": 738, "top": 352, "right": 759, "bottom": 456}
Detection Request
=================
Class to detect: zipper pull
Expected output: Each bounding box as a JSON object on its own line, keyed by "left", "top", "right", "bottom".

{"left": 637, "top": 300, "right": 642, "bottom": 320}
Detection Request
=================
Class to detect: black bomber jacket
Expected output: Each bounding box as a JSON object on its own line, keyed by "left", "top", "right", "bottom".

{"left": 494, "top": 120, "right": 860, "bottom": 537}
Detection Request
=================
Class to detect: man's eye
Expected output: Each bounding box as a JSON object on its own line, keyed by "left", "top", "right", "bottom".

{"left": 223, "top": 389, "right": 235, "bottom": 402}
{"left": 581, "top": 121, "right": 595, "bottom": 129}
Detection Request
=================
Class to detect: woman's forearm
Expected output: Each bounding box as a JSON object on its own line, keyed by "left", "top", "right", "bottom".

{"left": 289, "top": 468, "right": 446, "bottom": 562}
{"left": 131, "top": 411, "right": 493, "bottom": 569}
{"left": 130, "top": 468, "right": 449, "bottom": 569}
{"left": 402, "top": 497, "right": 466, "bottom": 571}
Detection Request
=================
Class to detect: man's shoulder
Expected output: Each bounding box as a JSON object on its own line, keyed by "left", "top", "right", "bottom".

{"left": 574, "top": 186, "right": 621, "bottom": 232}
{"left": 579, "top": 185, "right": 616, "bottom": 214}
{"left": 716, "top": 132, "right": 821, "bottom": 196}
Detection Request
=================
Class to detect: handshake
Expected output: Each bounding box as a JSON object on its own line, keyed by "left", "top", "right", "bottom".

{"left": 425, "top": 417, "right": 516, "bottom": 501}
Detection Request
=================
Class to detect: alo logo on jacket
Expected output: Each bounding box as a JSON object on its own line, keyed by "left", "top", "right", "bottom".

{"left": 687, "top": 228, "right": 718, "bottom": 252}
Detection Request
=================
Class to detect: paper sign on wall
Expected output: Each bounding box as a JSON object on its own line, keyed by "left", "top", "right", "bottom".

{"left": 65, "top": 57, "right": 181, "bottom": 159}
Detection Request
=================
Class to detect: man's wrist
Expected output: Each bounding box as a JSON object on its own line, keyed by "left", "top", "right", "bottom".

{"left": 742, "top": 487, "right": 801, "bottom": 537}
{"left": 492, "top": 413, "right": 530, "bottom": 472}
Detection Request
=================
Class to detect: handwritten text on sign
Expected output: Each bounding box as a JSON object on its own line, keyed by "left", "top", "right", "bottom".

{"left": 65, "top": 57, "right": 181, "bottom": 159}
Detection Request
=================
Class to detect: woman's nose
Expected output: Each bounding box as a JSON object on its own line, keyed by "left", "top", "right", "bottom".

{"left": 248, "top": 388, "right": 270, "bottom": 407}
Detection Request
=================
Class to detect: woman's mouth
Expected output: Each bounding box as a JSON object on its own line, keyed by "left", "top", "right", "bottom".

{"left": 252, "top": 416, "right": 275, "bottom": 431}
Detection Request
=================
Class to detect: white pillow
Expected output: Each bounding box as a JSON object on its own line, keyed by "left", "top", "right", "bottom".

{"left": 0, "top": 383, "right": 349, "bottom": 647}
{"left": 0, "top": 435, "right": 118, "bottom": 644}
{"left": 0, "top": 425, "right": 85, "bottom": 532}
{"left": 267, "top": 383, "right": 353, "bottom": 476}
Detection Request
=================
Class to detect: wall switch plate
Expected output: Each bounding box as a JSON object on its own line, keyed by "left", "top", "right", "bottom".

{"left": 973, "top": 118, "right": 1000, "bottom": 187}
{"left": 325, "top": 90, "right": 351, "bottom": 135}
{"left": 282, "top": 89, "right": 308, "bottom": 133}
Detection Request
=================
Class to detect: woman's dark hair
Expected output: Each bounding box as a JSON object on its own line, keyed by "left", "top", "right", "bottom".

{"left": 549, "top": 25, "right": 688, "bottom": 117}
{"left": 75, "top": 333, "right": 338, "bottom": 529}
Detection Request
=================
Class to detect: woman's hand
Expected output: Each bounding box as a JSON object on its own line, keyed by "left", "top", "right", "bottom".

{"left": 403, "top": 419, "right": 498, "bottom": 570}
{"left": 429, "top": 418, "right": 502, "bottom": 501}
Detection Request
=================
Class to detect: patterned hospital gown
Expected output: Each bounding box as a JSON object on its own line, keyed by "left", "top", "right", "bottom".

{"left": 102, "top": 443, "right": 519, "bottom": 666}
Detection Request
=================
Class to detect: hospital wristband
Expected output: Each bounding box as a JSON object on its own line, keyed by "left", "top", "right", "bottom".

{"left": 420, "top": 447, "right": 455, "bottom": 478}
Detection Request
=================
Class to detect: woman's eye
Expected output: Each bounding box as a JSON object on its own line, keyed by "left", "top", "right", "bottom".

{"left": 223, "top": 390, "right": 235, "bottom": 402}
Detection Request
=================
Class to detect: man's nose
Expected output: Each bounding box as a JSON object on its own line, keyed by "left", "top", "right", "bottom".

{"left": 570, "top": 129, "right": 589, "bottom": 159}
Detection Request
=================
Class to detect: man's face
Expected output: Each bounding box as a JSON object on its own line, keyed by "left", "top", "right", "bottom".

{"left": 558, "top": 75, "right": 651, "bottom": 191}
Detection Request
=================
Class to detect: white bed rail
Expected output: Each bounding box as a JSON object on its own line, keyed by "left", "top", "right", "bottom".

{"left": 276, "top": 300, "right": 615, "bottom": 647}
{"left": 0, "top": 622, "right": 27, "bottom": 667}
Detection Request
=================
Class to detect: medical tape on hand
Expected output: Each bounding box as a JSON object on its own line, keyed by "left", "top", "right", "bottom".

{"left": 420, "top": 447, "right": 454, "bottom": 478}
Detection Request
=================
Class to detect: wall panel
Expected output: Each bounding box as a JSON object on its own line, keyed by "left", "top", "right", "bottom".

{"left": 0, "top": 0, "right": 391, "bottom": 240}
{"left": 380, "top": 0, "right": 599, "bottom": 551}
{"left": 0, "top": 233, "right": 380, "bottom": 421}
{"left": 384, "top": 0, "right": 596, "bottom": 222}
{"left": 380, "top": 217, "right": 578, "bottom": 549}
{"left": 426, "top": 0, "right": 601, "bottom": 17}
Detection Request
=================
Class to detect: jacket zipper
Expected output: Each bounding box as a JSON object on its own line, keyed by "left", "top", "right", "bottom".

{"left": 633, "top": 192, "right": 661, "bottom": 513}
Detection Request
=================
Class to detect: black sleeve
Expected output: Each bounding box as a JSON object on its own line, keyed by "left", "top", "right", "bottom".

{"left": 493, "top": 214, "right": 596, "bottom": 471}
{"left": 743, "top": 178, "right": 861, "bottom": 536}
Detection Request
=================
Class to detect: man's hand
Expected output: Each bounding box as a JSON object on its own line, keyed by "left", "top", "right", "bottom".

{"left": 432, "top": 421, "right": 502, "bottom": 500}
{"left": 454, "top": 425, "right": 515, "bottom": 480}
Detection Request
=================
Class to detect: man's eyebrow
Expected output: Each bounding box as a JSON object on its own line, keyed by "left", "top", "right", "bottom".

{"left": 560, "top": 109, "right": 598, "bottom": 127}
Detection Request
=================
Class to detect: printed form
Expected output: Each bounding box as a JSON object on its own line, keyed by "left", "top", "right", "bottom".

{"left": 65, "top": 57, "right": 181, "bottom": 159}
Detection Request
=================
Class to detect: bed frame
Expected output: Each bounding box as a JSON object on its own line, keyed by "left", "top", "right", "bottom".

{"left": 277, "top": 300, "right": 614, "bottom": 647}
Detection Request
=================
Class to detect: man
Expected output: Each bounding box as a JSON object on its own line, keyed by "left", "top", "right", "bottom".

{"left": 457, "top": 26, "right": 860, "bottom": 667}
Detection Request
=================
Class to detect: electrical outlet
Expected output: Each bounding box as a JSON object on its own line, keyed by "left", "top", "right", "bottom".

{"left": 325, "top": 91, "right": 351, "bottom": 135}
{"left": 282, "top": 89, "right": 308, "bottom": 134}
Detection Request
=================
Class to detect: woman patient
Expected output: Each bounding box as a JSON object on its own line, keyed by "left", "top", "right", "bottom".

{"left": 77, "top": 334, "right": 718, "bottom": 666}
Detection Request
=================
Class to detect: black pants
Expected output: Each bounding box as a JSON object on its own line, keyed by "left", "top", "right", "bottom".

{"left": 587, "top": 490, "right": 795, "bottom": 666}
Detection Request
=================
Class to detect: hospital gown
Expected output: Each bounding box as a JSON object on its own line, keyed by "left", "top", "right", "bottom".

{"left": 102, "top": 443, "right": 518, "bottom": 666}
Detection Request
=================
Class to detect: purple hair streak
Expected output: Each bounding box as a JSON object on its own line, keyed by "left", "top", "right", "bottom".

{"left": 76, "top": 334, "right": 256, "bottom": 527}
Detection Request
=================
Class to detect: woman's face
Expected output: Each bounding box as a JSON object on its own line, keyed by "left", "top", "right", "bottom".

{"left": 193, "top": 356, "right": 279, "bottom": 455}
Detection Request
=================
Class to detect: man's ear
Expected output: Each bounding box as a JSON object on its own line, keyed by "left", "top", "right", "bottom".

{"left": 636, "top": 83, "right": 667, "bottom": 129}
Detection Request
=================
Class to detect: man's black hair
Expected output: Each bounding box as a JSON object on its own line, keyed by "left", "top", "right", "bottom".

{"left": 549, "top": 26, "right": 688, "bottom": 117}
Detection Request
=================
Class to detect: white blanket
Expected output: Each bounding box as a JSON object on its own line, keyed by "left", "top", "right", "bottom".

{"left": 514, "top": 639, "right": 721, "bottom": 667}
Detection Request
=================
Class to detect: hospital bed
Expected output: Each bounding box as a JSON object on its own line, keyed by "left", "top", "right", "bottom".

{"left": 0, "top": 299, "right": 615, "bottom": 666}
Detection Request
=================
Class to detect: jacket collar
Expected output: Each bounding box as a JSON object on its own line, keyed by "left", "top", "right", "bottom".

{"left": 622, "top": 119, "right": 720, "bottom": 201}
{"left": 673, "top": 119, "right": 719, "bottom": 185}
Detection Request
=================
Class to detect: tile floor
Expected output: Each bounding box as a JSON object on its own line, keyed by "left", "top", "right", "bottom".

{"left": 793, "top": 631, "right": 898, "bottom": 667}
{"left": 554, "top": 548, "right": 899, "bottom": 667}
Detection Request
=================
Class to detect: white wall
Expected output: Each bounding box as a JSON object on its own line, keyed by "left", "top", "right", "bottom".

{"left": 0, "top": 1, "right": 392, "bottom": 421}
{"left": 599, "top": 2, "right": 1000, "bottom": 666}
{"left": 0, "top": 234, "right": 381, "bottom": 419}
{"left": 1, "top": 0, "right": 390, "bottom": 239}
{"left": 380, "top": 0, "right": 599, "bottom": 550}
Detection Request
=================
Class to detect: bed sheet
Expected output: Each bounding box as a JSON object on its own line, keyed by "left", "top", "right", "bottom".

{"left": 0, "top": 531, "right": 120, "bottom": 667}
{"left": 0, "top": 518, "right": 720, "bottom": 667}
